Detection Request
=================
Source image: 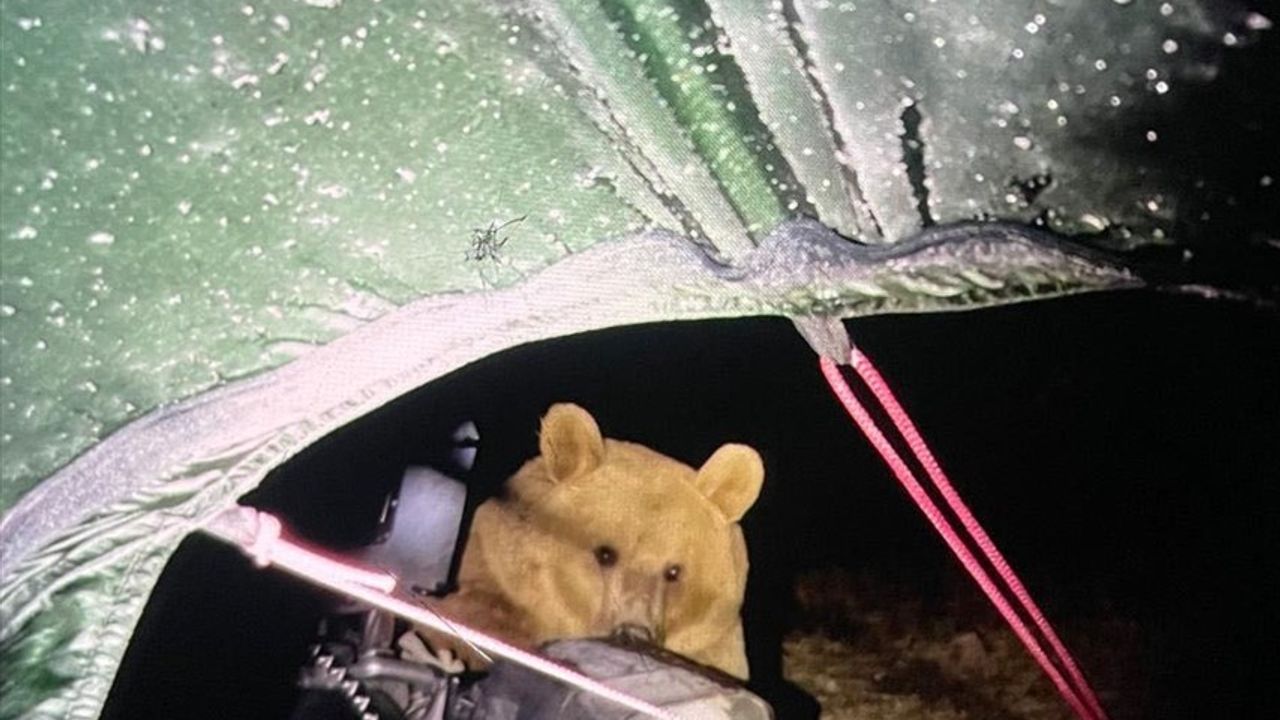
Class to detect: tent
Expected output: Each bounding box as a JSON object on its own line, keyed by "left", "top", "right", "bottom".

{"left": 1, "top": 1, "right": 1274, "bottom": 717}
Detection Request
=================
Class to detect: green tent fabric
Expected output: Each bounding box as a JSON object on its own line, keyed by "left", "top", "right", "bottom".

{"left": 0, "top": 1, "right": 1270, "bottom": 717}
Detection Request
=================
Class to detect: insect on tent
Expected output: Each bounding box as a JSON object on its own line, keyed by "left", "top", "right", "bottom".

{"left": 1, "top": 1, "right": 1275, "bottom": 718}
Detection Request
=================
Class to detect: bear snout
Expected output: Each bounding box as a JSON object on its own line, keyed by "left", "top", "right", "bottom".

{"left": 600, "top": 570, "right": 667, "bottom": 646}
{"left": 611, "top": 622, "right": 660, "bottom": 646}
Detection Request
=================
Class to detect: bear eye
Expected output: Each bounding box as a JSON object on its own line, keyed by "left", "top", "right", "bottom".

{"left": 594, "top": 545, "right": 618, "bottom": 568}
{"left": 664, "top": 564, "right": 682, "bottom": 583}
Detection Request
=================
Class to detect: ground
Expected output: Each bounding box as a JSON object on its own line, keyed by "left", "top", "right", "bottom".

{"left": 781, "top": 568, "right": 1145, "bottom": 720}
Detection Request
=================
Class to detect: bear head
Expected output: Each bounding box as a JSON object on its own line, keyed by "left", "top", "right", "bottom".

{"left": 447, "top": 402, "right": 764, "bottom": 679}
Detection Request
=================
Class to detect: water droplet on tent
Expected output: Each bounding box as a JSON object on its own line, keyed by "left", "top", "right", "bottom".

{"left": 316, "top": 183, "right": 348, "bottom": 199}
{"left": 1080, "top": 214, "right": 1109, "bottom": 231}
{"left": 1244, "top": 13, "right": 1273, "bottom": 31}
{"left": 303, "top": 108, "right": 331, "bottom": 125}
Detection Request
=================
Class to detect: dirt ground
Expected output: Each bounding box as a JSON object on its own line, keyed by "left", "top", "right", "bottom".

{"left": 780, "top": 568, "right": 1146, "bottom": 720}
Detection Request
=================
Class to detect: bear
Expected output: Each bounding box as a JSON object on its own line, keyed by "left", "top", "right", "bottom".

{"left": 423, "top": 402, "right": 764, "bottom": 680}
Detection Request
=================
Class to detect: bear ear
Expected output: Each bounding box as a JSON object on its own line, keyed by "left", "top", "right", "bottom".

{"left": 693, "top": 444, "right": 764, "bottom": 522}
{"left": 539, "top": 403, "right": 605, "bottom": 482}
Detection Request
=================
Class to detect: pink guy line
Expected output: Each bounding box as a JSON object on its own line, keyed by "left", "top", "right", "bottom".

{"left": 820, "top": 354, "right": 1103, "bottom": 720}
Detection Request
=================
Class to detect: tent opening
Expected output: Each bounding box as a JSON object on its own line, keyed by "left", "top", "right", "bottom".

{"left": 101, "top": 293, "right": 1279, "bottom": 720}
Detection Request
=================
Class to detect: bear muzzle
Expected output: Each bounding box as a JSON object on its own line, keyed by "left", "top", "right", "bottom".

{"left": 611, "top": 622, "right": 661, "bottom": 646}
{"left": 598, "top": 572, "right": 667, "bottom": 647}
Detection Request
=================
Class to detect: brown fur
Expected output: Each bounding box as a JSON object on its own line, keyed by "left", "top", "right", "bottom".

{"left": 423, "top": 403, "right": 764, "bottom": 679}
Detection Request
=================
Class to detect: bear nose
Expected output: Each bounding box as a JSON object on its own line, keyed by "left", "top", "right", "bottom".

{"left": 612, "top": 623, "right": 656, "bottom": 645}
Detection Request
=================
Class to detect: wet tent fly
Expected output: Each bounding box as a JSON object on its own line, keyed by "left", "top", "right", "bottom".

{"left": 1, "top": 1, "right": 1277, "bottom": 719}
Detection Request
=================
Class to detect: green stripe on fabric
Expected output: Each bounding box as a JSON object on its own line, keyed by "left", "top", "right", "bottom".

{"left": 598, "top": 0, "right": 807, "bottom": 236}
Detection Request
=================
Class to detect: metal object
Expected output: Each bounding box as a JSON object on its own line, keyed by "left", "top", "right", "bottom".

{"left": 355, "top": 466, "right": 467, "bottom": 597}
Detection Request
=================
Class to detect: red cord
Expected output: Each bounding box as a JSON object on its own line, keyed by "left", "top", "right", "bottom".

{"left": 849, "top": 348, "right": 1110, "bottom": 720}
{"left": 819, "top": 354, "right": 1106, "bottom": 720}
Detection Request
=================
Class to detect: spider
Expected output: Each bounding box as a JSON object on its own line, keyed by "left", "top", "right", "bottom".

{"left": 466, "top": 215, "right": 526, "bottom": 262}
